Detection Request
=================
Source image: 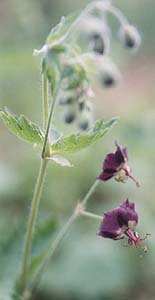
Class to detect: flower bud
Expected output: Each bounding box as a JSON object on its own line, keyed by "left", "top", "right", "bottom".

{"left": 78, "top": 110, "right": 92, "bottom": 131}
{"left": 78, "top": 15, "right": 110, "bottom": 54}
{"left": 61, "top": 65, "right": 85, "bottom": 90}
{"left": 119, "top": 24, "right": 141, "bottom": 50}
{"left": 59, "top": 96, "right": 75, "bottom": 105}
{"left": 89, "top": 33, "right": 105, "bottom": 55}
{"left": 62, "top": 104, "right": 77, "bottom": 124}
{"left": 97, "top": 59, "right": 121, "bottom": 88}
{"left": 78, "top": 98, "right": 85, "bottom": 111}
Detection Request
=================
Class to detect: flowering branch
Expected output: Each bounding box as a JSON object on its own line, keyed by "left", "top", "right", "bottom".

{"left": 31, "top": 180, "right": 100, "bottom": 295}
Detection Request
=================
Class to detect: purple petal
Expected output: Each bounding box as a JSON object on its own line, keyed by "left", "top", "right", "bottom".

{"left": 98, "top": 143, "right": 128, "bottom": 182}
{"left": 97, "top": 171, "right": 115, "bottom": 181}
{"left": 114, "top": 143, "right": 128, "bottom": 165}
{"left": 102, "top": 153, "right": 121, "bottom": 171}
{"left": 97, "top": 199, "right": 138, "bottom": 240}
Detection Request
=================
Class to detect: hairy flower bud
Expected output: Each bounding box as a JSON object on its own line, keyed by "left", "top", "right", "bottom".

{"left": 78, "top": 99, "right": 85, "bottom": 111}
{"left": 89, "top": 33, "right": 105, "bottom": 55}
{"left": 59, "top": 96, "right": 75, "bottom": 105}
{"left": 119, "top": 24, "right": 141, "bottom": 50}
{"left": 63, "top": 104, "right": 77, "bottom": 124}
{"left": 78, "top": 112, "right": 90, "bottom": 131}
{"left": 97, "top": 58, "right": 121, "bottom": 88}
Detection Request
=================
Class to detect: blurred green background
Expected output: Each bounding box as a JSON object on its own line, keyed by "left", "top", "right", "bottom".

{"left": 0, "top": 0, "right": 155, "bottom": 299}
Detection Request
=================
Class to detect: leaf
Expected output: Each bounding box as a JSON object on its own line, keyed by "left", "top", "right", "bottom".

{"left": 50, "top": 117, "right": 118, "bottom": 154}
{"left": 0, "top": 108, "right": 44, "bottom": 145}
{"left": 49, "top": 155, "right": 73, "bottom": 167}
{"left": 50, "top": 126, "right": 63, "bottom": 143}
{"left": 46, "top": 12, "right": 79, "bottom": 46}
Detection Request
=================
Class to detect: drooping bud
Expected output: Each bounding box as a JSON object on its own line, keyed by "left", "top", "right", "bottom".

{"left": 89, "top": 33, "right": 105, "bottom": 55}
{"left": 62, "top": 104, "right": 77, "bottom": 124}
{"left": 97, "top": 57, "right": 121, "bottom": 88}
{"left": 59, "top": 95, "right": 75, "bottom": 105}
{"left": 78, "top": 98, "right": 85, "bottom": 111}
{"left": 78, "top": 111, "right": 90, "bottom": 131}
{"left": 77, "top": 100, "right": 93, "bottom": 131}
{"left": 119, "top": 24, "right": 141, "bottom": 50}
{"left": 78, "top": 15, "right": 110, "bottom": 55}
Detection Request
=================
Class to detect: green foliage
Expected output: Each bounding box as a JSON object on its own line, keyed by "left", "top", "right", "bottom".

{"left": 0, "top": 108, "right": 44, "bottom": 145}
{"left": 50, "top": 118, "right": 118, "bottom": 154}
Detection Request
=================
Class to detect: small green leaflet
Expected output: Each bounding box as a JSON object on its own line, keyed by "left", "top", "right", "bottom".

{"left": 46, "top": 12, "right": 79, "bottom": 46}
{"left": 0, "top": 108, "right": 44, "bottom": 145}
{"left": 50, "top": 118, "right": 118, "bottom": 154}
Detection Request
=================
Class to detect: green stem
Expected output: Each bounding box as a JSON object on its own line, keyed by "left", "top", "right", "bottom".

{"left": 17, "top": 81, "right": 59, "bottom": 296}
{"left": 80, "top": 210, "right": 102, "bottom": 221}
{"left": 42, "top": 75, "right": 49, "bottom": 129}
{"left": 41, "top": 86, "right": 58, "bottom": 158}
{"left": 18, "top": 159, "right": 48, "bottom": 292}
{"left": 81, "top": 180, "right": 99, "bottom": 206}
{"left": 32, "top": 180, "right": 100, "bottom": 293}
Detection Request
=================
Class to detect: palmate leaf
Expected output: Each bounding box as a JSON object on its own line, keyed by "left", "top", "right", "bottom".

{"left": 0, "top": 108, "right": 44, "bottom": 145}
{"left": 50, "top": 117, "right": 118, "bottom": 154}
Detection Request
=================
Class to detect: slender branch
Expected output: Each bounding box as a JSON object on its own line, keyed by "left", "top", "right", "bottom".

{"left": 80, "top": 210, "right": 102, "bottom": 221}
{"left": 42, "top": 75, "right": 49, "bottom": 130}
{"left": 81, "top": 180, "right": 99, "bottom": 206}
{"left": 106, "top": 5, "right": 128, "bottom": 26}
{"left": 32, "top": 180, "right": 100, "bottom": 295}
{"left": 32, "top": 212, "right": 77, "bottom": 295}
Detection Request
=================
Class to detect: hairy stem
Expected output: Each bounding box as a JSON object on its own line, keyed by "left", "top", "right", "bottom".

{"left": 17, "top": 81, "right": 59, "bottom": 295}
{"left": 18, "top": 159, "right": 48, "bottom": 292}
{"left": 32, "top": 180, "right": 100, "bottom": 294}
{"left": 81, "top": 180, "right": 99, "bottom": 206}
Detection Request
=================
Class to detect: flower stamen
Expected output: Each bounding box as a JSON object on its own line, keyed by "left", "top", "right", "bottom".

{"left": 125, "top": 229, "right": 148, "bottom": 253}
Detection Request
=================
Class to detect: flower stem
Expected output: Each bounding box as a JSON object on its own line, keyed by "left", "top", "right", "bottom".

{"left": 80, "top": 210, "right": 102, "bottom": 221}
{"left": 32, "top": 180, "right": 100, "bottom": 294}
{"left": 82, "top": 180, "right": 99, "bottom": 206}
{"left": 18, "top": 159, "right": 48, "bottom": 293}
{"left": 42, "top": 75, "right": 49, "bottom": 130}
{"left": 32, "top": 212, "right": 77, "bottom": 294}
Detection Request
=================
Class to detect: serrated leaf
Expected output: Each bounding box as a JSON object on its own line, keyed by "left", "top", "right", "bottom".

{"left": 46, "top": 12, "right": 79, "bottom": 46}
{"left": 50, "top": 118, "right": 118, "bottom": 154}
{"left": 0, "top": 109, "right": 44, "bottom": 145}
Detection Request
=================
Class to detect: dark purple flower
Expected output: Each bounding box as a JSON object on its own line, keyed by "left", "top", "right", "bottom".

{"left": 97, "top": 199, "right": 147, "bottom": 252}
{"left": 97, "top": 142, "right": 140, "bottom": 187}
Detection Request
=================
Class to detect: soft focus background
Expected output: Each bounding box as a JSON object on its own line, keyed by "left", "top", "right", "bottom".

{"left": 0, "top": 0, "right": 155, "bottom": 299}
